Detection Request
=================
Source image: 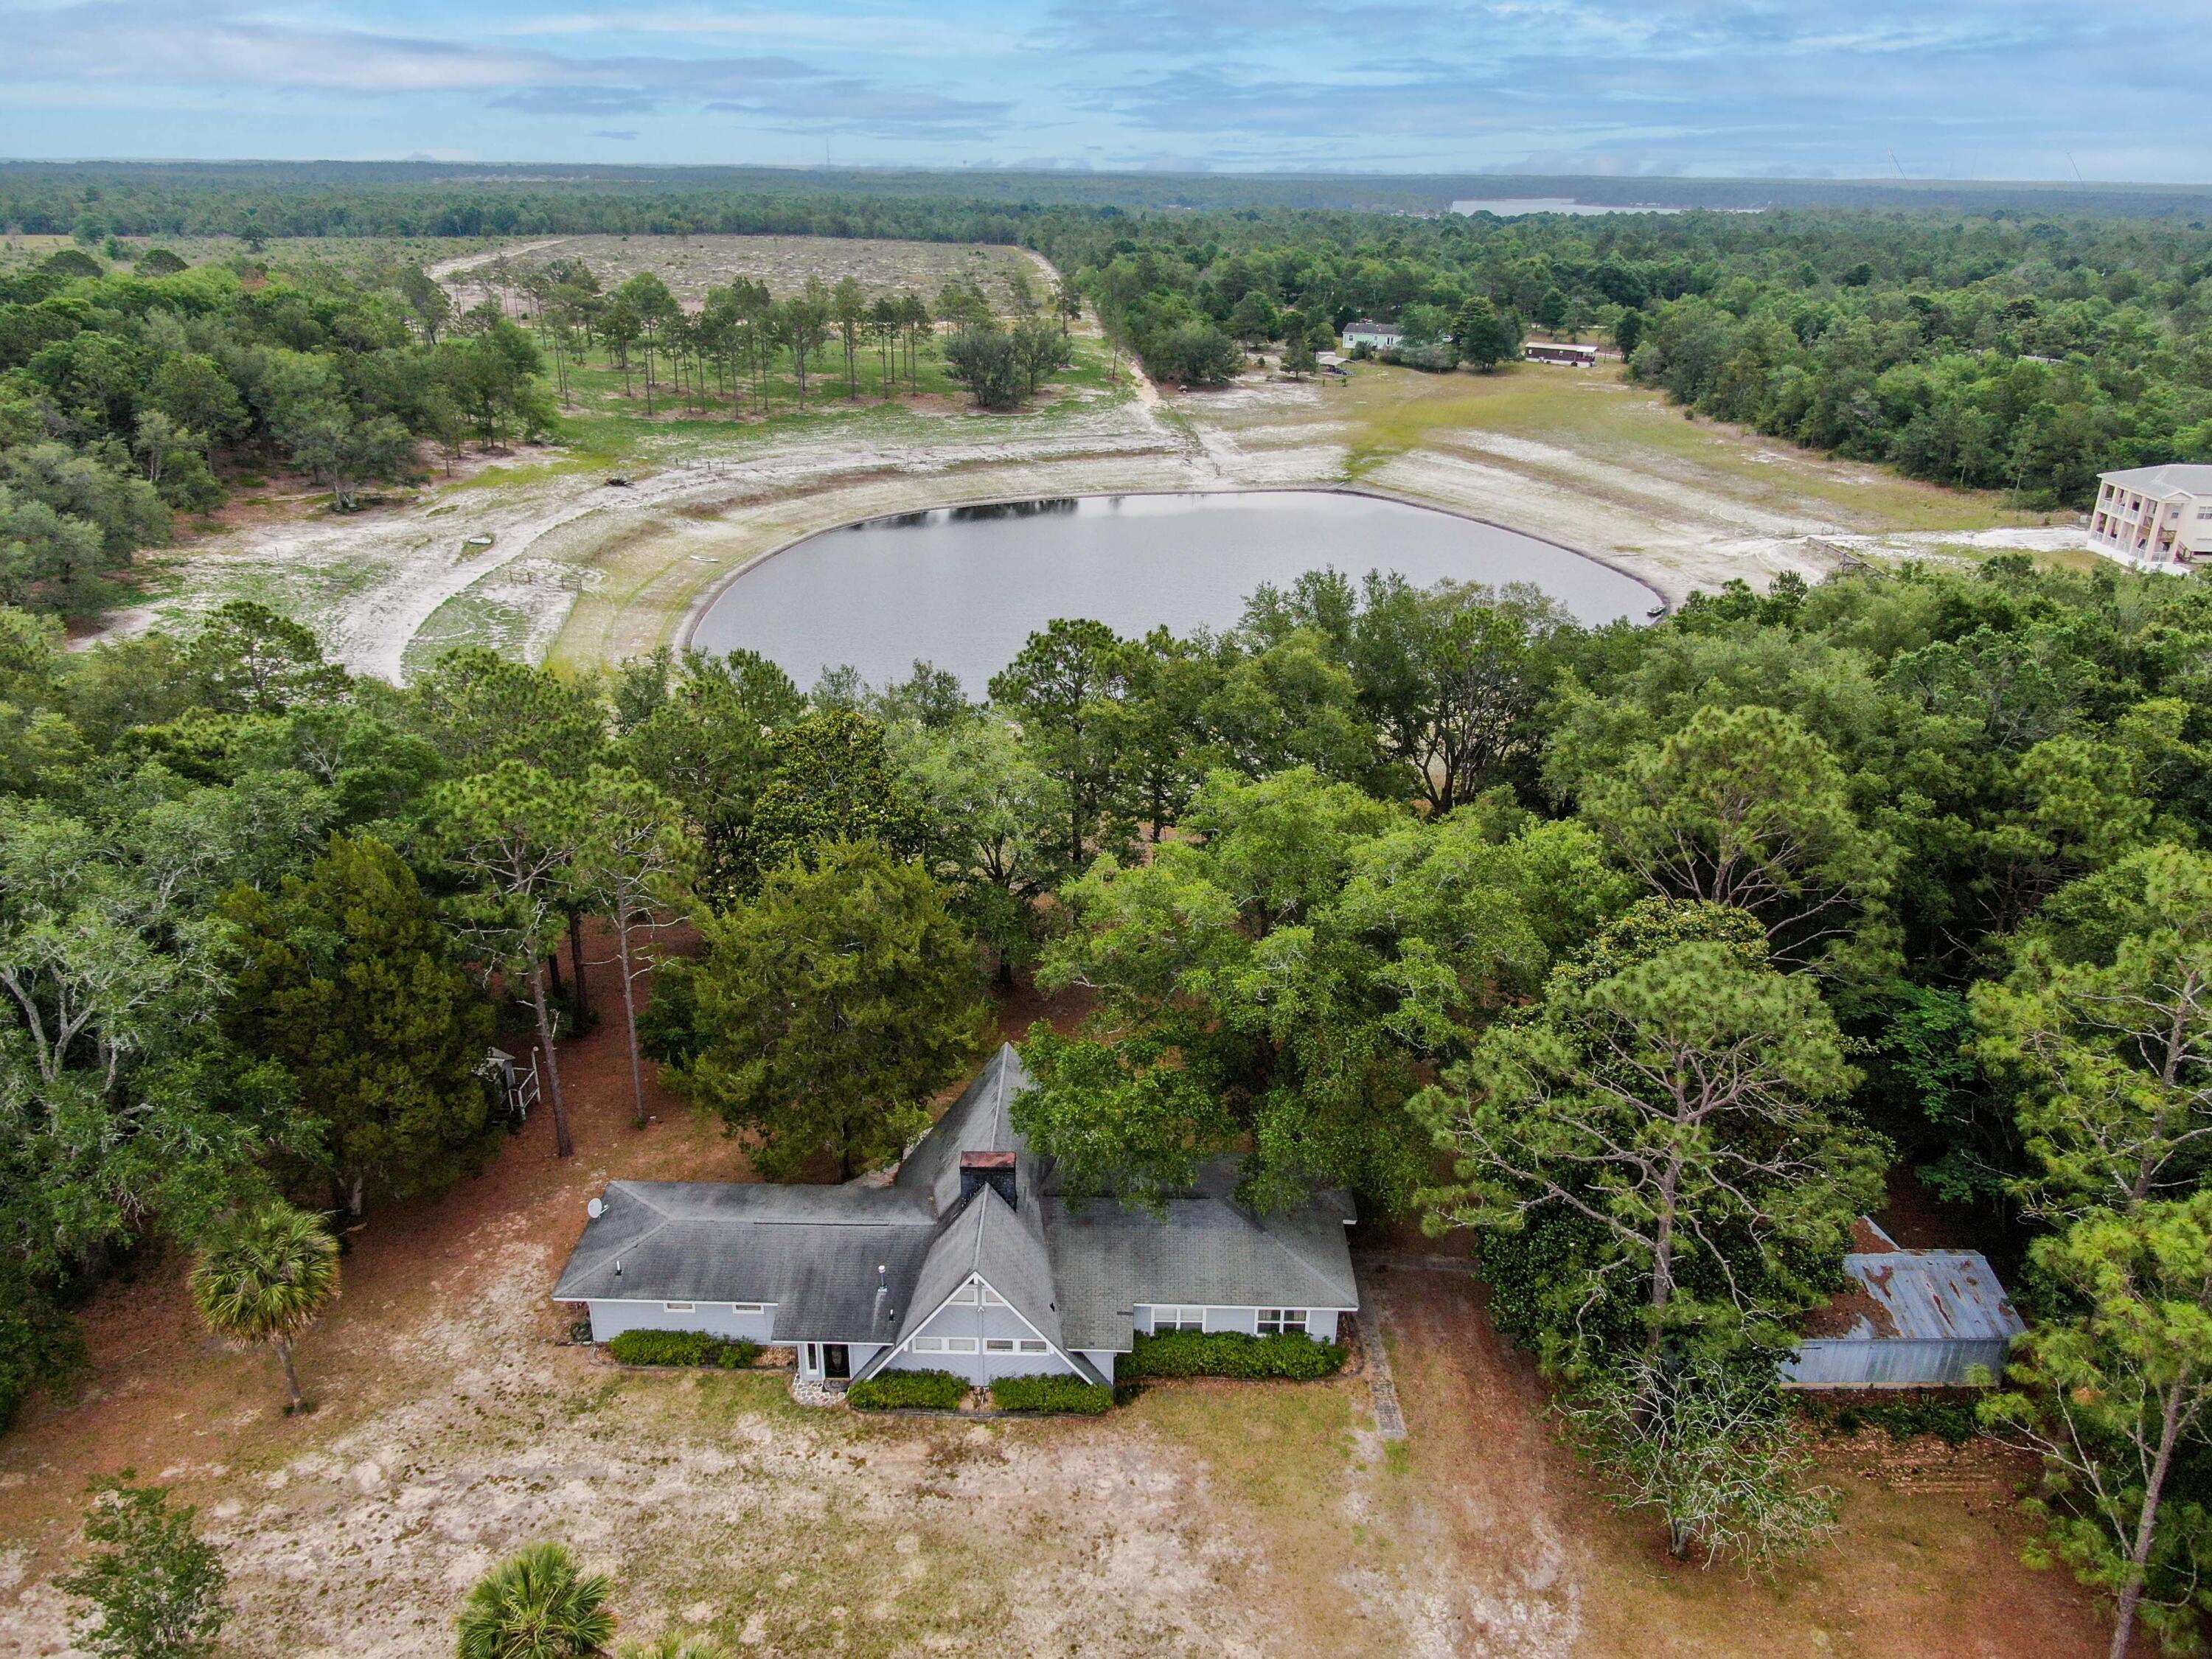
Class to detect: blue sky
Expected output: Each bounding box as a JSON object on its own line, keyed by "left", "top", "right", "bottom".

{"left": 1, "top": 0, "right": 2203, "bottom": 182}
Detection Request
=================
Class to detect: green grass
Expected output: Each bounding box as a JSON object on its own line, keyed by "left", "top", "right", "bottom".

{"left": 1311, "top": 360, "right": 2044, "bottom": 534}
{"left": 403, "top": 591, "right": 534, "bottom": 675}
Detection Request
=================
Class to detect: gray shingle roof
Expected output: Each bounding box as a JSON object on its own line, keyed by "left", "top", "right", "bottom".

{"left": 551, "top": 1180, "right": 939, "bottom": 1343}
{"left": 1043, "top": 1184, "right": 1360, "bottom": 1352}
{"left": 552, "top": 1048, "right": 1357, "bottom": 1366}
{"left": 896, "top": 1043, "right": 1032, "bottom": 1214}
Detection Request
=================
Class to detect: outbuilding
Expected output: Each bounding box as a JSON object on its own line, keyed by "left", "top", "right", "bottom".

{"left": 1341, "top": 319, "right": 1402, "bottom": 351}
{"left": 1781, "top": 1220, "right": 2026, "bottom": 1389}
{"left": 1524, "top": 341, "right": 1600, "bottom": 366}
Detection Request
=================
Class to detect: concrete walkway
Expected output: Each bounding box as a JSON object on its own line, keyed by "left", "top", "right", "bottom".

{"left": 1354, "top": 1269, "right": 1407, "bottom": 1441}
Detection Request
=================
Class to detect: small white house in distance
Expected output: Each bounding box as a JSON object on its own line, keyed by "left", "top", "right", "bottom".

{"left": 1781, "top": 1220, "right": 2026, "bottom": 1390}
{"left": 1341, "top": 318, "right": 1401, "bottom": 351}
{"left": 553, "top": 1046, "right": 1359, "bottom": 1388}
{"left": 1524, "top": 341, "right": 1600, "bottom": 367}
{"left": 2090, "top": 463, "right": 2212, "bottom": 569}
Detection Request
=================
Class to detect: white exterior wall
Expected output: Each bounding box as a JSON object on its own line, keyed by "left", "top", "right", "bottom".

{"left": 880, "top": 1279, "right": 1077, "bottom": 1384}
{"left": 2091, "top": 477, "right": 2212, "bottom": 566}
{"left": 582, "top": 1299, "right": 777, "bottom": 1346}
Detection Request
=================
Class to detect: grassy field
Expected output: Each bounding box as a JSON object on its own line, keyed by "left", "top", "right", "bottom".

{"left": 0, "top": 949, "right": 2109, "bottom": 1659}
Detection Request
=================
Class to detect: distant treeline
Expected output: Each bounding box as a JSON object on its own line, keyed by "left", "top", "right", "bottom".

{"left": 7, "top": 160, "right": 2212, "bottom": 223}
{"left": 11, "top": 165, "right": 2212, "bottom": 508}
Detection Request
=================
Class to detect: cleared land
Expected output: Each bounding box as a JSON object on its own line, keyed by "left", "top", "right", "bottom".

{"left": 0, "top": 946, "right": 2106, "bottom": 1658}
{"left": 102, "top": 234, "right": 2090, "bottom": 685}
{"left": 440, "top": 232, "right": 1039, "bottom": 312}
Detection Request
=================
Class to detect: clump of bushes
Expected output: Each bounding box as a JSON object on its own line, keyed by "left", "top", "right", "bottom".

{"left": 605, "top": 1329, "right": 760, "bottom": 1369}
{"left": 1796, "top": 1394, "right": 1980, "bottom": 1445}
{"left": 1121, "top": 1330, "right": 1347, "bottom": 1381}
{"left": 991, "top": 1373, "right": 1113, "bottom": 1414}
{"left": 846, "top": 1369, "right": 969, "bottom": 1411}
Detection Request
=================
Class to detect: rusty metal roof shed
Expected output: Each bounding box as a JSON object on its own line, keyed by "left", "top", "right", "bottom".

{"left": 1840, "top": 1250, "right": 2025, "bottom": 1344}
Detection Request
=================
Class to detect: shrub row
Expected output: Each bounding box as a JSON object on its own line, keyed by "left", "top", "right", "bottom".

{"left": 846, "top": 1369, "right": 969, "bottom": 1411}
{"left": 1795, "top": 1394, "right": 1981, "bottom": 1446}
{"left": 605, "top": 1329, "right": 760, "bottom": 1369}
{"left": 990, "top": 1373, "right": 1113, "bottom": 1414}
{"left": 1120, "top": 1330, "right": 1347, "bottom": 1381}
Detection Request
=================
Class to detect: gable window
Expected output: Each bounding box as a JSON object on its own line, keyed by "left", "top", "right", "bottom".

{"left": 731, "top": 1304, "right": 765, "bottom": 1315}
{"left": 913, "top": 1336, "right": 945, "bottom": 1353}
{"left": 663, "top": 1302, "right": 694, "bottom": 1312}
{"left": 1154, "top": 1307, "right": 1205, "bottom": 1332}
{"left": 1258, "top": 1310, "right": 1308, "bottom": 1336}
{"left": 979, "top": 1284, "right": 1007, "bottom": 1307}
{"left": 945, "top": 1338, "right": 978, "bottom": 1354}
{"left": 945, "top": 1284, "right": 979, "bottom": 1304}
{"left": 985, "top": 1338, "right": 1016, "bottom": 1353}
{"left": 1018, "top": 1340, "right": 1047, "bottom": 1354}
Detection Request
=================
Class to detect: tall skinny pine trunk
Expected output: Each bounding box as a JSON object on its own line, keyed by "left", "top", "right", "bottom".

{"left": 528, "top": 959, "right": 575, "bottom": 1158}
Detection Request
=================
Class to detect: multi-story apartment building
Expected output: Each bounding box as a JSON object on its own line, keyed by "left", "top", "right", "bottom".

{"left": 2090, "top": 464, "right": 2212, "bottom": 567}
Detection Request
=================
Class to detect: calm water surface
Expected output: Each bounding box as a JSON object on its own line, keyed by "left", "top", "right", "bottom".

{"left": 689, "top": 490, "right": 1656, "bottom": 693}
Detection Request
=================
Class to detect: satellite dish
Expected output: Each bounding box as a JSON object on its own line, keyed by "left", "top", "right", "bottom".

{"left": 587, "top": 1197, "right": 605, "bottom": 1220}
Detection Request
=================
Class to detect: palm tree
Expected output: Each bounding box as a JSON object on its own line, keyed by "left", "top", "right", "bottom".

{"left": 458, "top": 1543, "right": 615, "bottom": 1659}
{"left": 189, "top": 1202, "right": 341, "bottom": 1414}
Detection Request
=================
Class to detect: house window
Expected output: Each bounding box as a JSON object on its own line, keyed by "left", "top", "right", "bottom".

{"left": 1153, "top": 1307, "right": 1205, "bottom": 1332}
{"left": 1018, "top": 1340, "right": 1047, "bottom": 1354}
{"left": 663, "top": 1302, "right": 694, "bottom": 1312}
{"left": 985, "top": 1338, "right": 1016, "bottom": 1354}
{"left": 1258, "top": 1310, "right": 1308, "bottom": 1336}
{"left": 731, "top": 1304, "right": 764, "bottom": 1315}
{"left": 979, "top": 1284, "right": 1007, "bottom": 1307}
{"left": 945, "top": 1338, "right": 978, "bottom": 1354}
{"left": 913, "top": 1337, "right": 945, "bottom": 1353}
{"left": 945, "top": 1284, "right": 978, "bottom": 1304}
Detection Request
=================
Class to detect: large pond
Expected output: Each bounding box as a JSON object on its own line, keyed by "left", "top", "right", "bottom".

{"left": 688, "top": 490, "right": 1657, "bottom": 693}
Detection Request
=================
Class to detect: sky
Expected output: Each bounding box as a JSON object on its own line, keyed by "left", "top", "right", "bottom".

{"left": 1, "top": 0, "right": 2204, "bottom": 184}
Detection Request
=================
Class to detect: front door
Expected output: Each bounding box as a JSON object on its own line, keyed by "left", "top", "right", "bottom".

{"left": 823, "top": 1343, "right": 850, "bottom": 1381}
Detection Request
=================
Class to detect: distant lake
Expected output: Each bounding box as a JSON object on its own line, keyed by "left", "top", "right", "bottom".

{"left": 687, "top": 490, "right": 1657, "bottom": 695}
{"left": 1450, "top": 198, "right": 1687, "bottom": 217}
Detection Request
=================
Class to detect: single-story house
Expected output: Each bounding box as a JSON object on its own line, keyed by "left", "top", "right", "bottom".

{"left": 1781, "top": 1220, "right": 2026, "bottom": 1389}
{"left": 1524, "top": 341, "right": 1600, "bottom": 366}
{"left": 554, "top": 1046, "right": 1359, "bottom": 1388}
{"left": 1341, "top": 319, "right": 1402, "bottom": 351}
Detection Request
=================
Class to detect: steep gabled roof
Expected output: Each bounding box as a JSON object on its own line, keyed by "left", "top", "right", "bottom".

{"left": 895, "top": 1043, "right": 1033, "bottom": 1214}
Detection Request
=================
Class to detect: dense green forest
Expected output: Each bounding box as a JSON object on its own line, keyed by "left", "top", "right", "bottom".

{"left": 0, "top": 252, "right": 552, "bottom": 613}
{"left": 4, "top": 549, "right": 2211, "bottom": 1644}
{"left": 1035, "top": 205, "right": 2212, "bottom": 504}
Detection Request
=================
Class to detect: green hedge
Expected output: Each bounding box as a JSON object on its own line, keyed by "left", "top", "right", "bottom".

{"left": 990, "top": 1373, "right": 1113, "bottom": 1414}
{"left": 1121, "top": 1329, "right": 1347, "bottom": 1381}
{"left": 605, "top": 1329, "right": 761, "bottom": 1369}
{"left": 846, "top": 1369, "right": 969, "bottom": 1411}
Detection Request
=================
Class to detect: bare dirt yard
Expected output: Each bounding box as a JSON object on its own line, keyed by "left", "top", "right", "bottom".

{"left": 99, "top": 235, "right": 2096, "bottom": 687}
{"left": 0, "top": 948, "right": 2108, "bottom": 1659}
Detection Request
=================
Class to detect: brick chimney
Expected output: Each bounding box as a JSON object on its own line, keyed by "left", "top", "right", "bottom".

{"left": 959, "top": 1149, "right": 1018, "bottom": 1212}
